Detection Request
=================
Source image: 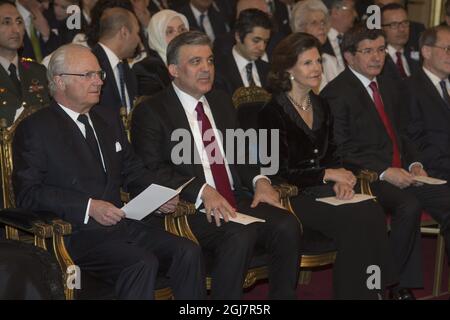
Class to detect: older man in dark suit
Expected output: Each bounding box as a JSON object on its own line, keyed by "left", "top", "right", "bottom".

{"left": 322, "top": 26, "right": 450, "bottom": 300}
{"left": 406, "top": 25, "right": 450, "bottom": 261}
{"left": 12, "top": 43, "right": 205, "bottom": 300}
{"left": 131, "top": 31, "right": 302, "bottom": 300}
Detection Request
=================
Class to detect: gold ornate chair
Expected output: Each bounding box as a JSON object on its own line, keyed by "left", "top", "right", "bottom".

{"left": 0, "top": 105, "right": 174, "bottom": 300}
{"left": 358, "top": 170, "right": 449, "bottom": 298}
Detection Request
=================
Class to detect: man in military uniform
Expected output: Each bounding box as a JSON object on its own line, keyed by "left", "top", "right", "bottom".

{"left": 0, "top": 0, "right": 49, "bottom": 127}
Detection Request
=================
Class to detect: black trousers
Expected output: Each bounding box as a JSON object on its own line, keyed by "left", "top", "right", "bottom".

{"left": 371, "top": 181, "right": 450, "bottom": 288}
{"left": 290, "top": 189, "right": 394, "bottom": 300}
{"left": 186, "top": 192, "right": 302, "bottom": 300}
{"left": 67, "top": 219, "right": 205, "bottom": 300}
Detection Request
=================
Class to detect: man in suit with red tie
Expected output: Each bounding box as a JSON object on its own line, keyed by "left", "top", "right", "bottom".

{"left": 131, "top": 31, "right": 302, "bottom": 299}
{"left": 322, "top": 25, "right": 450, "bottom": 300}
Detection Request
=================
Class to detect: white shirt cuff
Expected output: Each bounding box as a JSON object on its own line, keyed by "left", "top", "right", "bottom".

{"left": 195, "top": 183, "right": 208, "bottom": 209}
{"left": 253, "top": 175, "right": 271, "bottom": 189}
{"left": 409, "top": 162, "right": 423, "bottom": 172}
{"left": 379, "top": 170, "right": 387, "bottom": 181}
{"left": 84, "top": 198, "right": 91, "bottom": 224}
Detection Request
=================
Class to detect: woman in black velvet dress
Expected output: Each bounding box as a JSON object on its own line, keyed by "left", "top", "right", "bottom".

{"left": 258, "top": 33, "right": 395, "bottom": 299}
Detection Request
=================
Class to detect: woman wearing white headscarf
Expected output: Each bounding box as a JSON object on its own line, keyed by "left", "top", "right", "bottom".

{"left": 133, "top": 9, "right": 189, "bottom": 96}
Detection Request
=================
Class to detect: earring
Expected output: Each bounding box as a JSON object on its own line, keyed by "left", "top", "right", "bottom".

{"left": 289, "top": 74, "right": 294, "bottom": 81}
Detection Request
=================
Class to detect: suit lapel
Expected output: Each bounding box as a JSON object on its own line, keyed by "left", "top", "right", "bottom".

{"left": 420, "top": 69, "right": 450, "bottom": 115}
{"left": 93, "top": 45, "right": 122, "bottom": 104}
{"left": 255, "top": 59, "right": 269, "bottom": 85}
{"left": 229, "top": 56, "right": 244, "bottom": 89}
{"left": 165, "top": 87, "right": 205, "bottom": 180}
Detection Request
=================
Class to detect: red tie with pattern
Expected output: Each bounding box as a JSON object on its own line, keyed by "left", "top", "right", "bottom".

{"left": 369, "top": 81, "right": 402, "bottom": 168}
{"left": 395, "top": 51, "right": 407, "bottom": 78}
{"left": 195, "top": 101, "right": 237, "bottom": 208}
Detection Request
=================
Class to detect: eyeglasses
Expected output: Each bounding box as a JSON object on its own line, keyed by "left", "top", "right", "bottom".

{"left": 355, "top": 46, "right": 387, "bottom": 56}
{"left": 59, "top": 70, "right": 106, "bottom": 81}
{"left": 431, "top": 45, "right": 450, "bottom": 55}
{"left": 382, "top": 20, "right": 410, "bottom": 30}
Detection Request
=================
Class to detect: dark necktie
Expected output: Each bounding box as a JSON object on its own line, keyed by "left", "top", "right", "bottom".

{"left": 336, "top": 34, "right": 343, "bottom": 46}
{"left": 395, "top": 51, "right": 407, "bottom": 78}
{"left": 245, "top": 62, "right": 256, "bottom": 86}
{"left": 199, "top": 13, "right": 206, "bottom": 32}
{"left": 77, "top": 114, "right": 103, "bottom": 166}
{"left": 8, "top": 64, "right": 21, "bottom": 97}
{"left": 195, "top": 101, "right": 236, "bottom": 208}
{"left": 369, "top": 81, "right": 401, "bottom": 168}
{"left": 117, "top": 62, "right": 129, "bottom": 112}
{"left": 439, "top": 80, "right": 450, "bottom": 108}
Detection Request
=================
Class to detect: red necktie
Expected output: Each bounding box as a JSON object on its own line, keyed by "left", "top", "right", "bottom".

{"left": 195, "top": 101, "right": 236, "bottom": 208}
{"left": 369, "top": 81, "right": 402, "bottom": 168}
{"left": 395, "top": 51, "right": 407, "bottom": 78}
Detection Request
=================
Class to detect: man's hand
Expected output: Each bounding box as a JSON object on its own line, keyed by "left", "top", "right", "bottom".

{"left": 201, "top": 185, "right": 236, "bottom": 227}
{"left": 22, "top": 0, "right": 51, "bottom": 40}
{"left": 333, "top": 182, "right": 355, "bottom": 200}
{"left": 324, "top": 168, "right": 357, "bottom": 187}
{"left": 383, "top": 167, "right": 414, "bottom": 189}
{"left": 158, "top": 195, "right": 179, "bottom": 214}
{"left": 89, "top": 199, "right": 125, "bottom": 226}
{"left": 410, "top": 164, "right": 428, "bottom": 177}
{"left": 251, "top": 178, "right": 284, "bottom": 209}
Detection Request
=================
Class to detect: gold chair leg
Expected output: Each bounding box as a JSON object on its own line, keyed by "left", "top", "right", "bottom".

{"left": 298, "top": 270, "right": 312, "bottom": 285}
{"left": 432, "top": 233, "right": 445, "bottom": 297}
{"left": 177, "top": 216, "right": 199, "bottom": 244}
{"left": 5, "top": 225, "right": 19, "bottom": 240}
{"left": 52, "top": 220, "right": 75, "bottom": 300}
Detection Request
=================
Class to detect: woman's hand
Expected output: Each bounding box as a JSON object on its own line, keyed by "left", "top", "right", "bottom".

{"left": 333, "top": 182, "right": 355, "bottom": 200}
{"left": 324, "top": 168, "right": 357, "bottom": 187}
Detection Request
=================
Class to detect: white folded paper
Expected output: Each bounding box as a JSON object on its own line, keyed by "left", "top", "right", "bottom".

{"left": 122, "top": 177, "right": 194, "bottom": 220}
{"left": 200, "top": 209, "right": 265, "bottom": 225}
{"left": 413, "top": 176, "right": 447, "bottom": 185}
{"left": 316, "top": 193, "right": 376, "bottom": 206}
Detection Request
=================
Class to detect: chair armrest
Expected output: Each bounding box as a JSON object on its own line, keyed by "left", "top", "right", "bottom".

{"left": 356, "top": 169, "right": 378, "bottom": 196}
{"left": 0, "top": 208, "right": 53, "bottom": 239}
{"left": 172, "top": 200, "right": 196, "bottom": 218}
{"left": 274, "top": 183, "right": 299, "bottom": 198}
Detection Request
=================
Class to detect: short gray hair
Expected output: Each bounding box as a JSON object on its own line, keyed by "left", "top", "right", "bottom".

{"left": 291, "top": 0, "right": 329, "bottom": 33}
{"left": 166, "top": 31, "right": 212, "bottom": 65}
{"left": 47, "top": 44, "right": 90, "bottom": 95}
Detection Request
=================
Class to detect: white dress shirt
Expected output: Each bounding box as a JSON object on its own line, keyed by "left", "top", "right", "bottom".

{"left": 327, "top": 28, "right": 345, "bottom": 72}
{"left": 190, "top": 3, "right": 215, "bottom": 42}
{"left": 349, "top": 67, "right": 422, "bottom": 176}
{"left": 98, "top": 43, "right": 132, "bottom": 113}
{"left": 232, "top": 46, "right": 262, "bottom": 87}
{"left": 172, "top": 83, "right": 268, "bottom": 208}
{"left": 422, "top": 66, "right": 450, "bottom": 100}
{"left": 319, "top": 53, "right": 340, "bottom": 92}
{"left": 58, "top": 104, "right": 106, "bottom": 224}
{"left": 387, "top": 45, "right": 411, "bottom": 77}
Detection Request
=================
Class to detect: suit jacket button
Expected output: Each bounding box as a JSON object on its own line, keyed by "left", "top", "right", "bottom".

{"left": 313, "top": 149, "right": 318, "bottom": 154}
{"left": 310, "top": 159, "right": 315, "bottom": 163}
